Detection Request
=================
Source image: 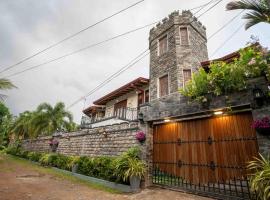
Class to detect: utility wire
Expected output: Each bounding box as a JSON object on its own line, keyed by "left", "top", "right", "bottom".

{"left": 67, "top": 49, "right": 149, "bottom": 109}
{"left": 4, "top": 22, "right": 158, "bottom": 78}
{"left": 190, "top": 0, "right": 219, "bottom": 11}
{"left": 208, "top": 10, "right": 244, "bottom": 40}
{"left": 4, "top": 0, "right": 222, "bottom": 79}
{"left": 67, "top": 0, "right": 224, "bottom": 109}
{"left": 0, "top": 0, "right": 145, "bottom": 74}
{"left": 210, "top": 23, "right": 245, "bottom": 57}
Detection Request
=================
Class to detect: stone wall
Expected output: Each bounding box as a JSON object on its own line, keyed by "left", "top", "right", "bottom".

{"left": 22, "top": 122, "right": 143, "bottom": 157}
{"left": 252, "top": 106, "right": 270, "bottom": 156}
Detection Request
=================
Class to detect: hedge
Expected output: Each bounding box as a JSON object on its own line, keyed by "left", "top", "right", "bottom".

{"left": 5, "top": 146, "right": 126, "bottom": 184}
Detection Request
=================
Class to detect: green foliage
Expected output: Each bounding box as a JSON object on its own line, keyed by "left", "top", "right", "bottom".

{"left": 0, "top": 103, "right": 13, "bottom": 147}
{"left": 180, "top": 68, "right": 209, "bottom": 102}
{"left": 113, "top": 147, "right": 146, "bottom": 182}
{"left": 248, "top": 154, "right": 270, "bottom": 200}
{"left": 77, "top": 156, "right": 116, "bottom": 181}
{"left": 6, "top": 147, "right": 145, "bottom": 185}
{"left": 226, "top": 0, "right": 270, "bottom": 30}
{"left": 12, "top": 102, "right": 78, "bottom": 139}
{"left": 180, "top": 46, "right": 270, "bottom": 102}
{"left": 27, "top": 152, "right": 43, "bottom": 162}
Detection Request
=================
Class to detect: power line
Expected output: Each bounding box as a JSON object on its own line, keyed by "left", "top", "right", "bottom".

{"left": 0, "top": 0, "right": 145, "bottom": 74}
{"left": 208, "top": 10, "right": 244, "bottom": 40}
{"left": 67, "top": 49, "right": 149, "bottom": 108}
{"left": 4, "top": 22, "right": 158, "bottom": 78}
{"left": 191, "top": 0, "right": 217, "bottom": 15}
{"left": 210, "top": 23, "right": 245, "bottom": 57}
{"left": 67, "top": 0, "right": 224, "bottom": 109}
{"left": 190, "top": 0, "right": 218, "bottom": 11}
{"left": 4, "top": 0, "right": 222, "bottom": 79}
{"left": 196, "top": 0, "right": 224, "bottom": 19}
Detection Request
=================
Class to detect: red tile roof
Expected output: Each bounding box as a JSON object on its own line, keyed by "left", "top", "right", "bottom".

{"left": 82, "top": 77, "right": 149, "bottom": 113}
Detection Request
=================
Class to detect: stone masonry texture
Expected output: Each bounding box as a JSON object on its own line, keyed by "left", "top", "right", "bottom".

{"left": 22, "top": 122, "right": 144, "bottom": 157}
{"left": 149, "top": 10, "right": 208, "bottom": 103}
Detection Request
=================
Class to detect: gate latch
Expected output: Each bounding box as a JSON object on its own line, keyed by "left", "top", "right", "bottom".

{"left": 210, "top": 161, "right": 216, "bottom": 171}
{"left": 177, "top": 138, "right": 181, "bottom": 145}
{"left": 177, "top": 160, "right": 182, "bottom": 168}
{"left": 208, "top": 136, "right": 213, "bottom": 145}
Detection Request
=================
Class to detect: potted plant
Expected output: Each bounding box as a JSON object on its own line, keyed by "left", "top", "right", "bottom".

{"left": 135, "top": 131, "right": 146, "bottom": 144}
{"left": 114, "top": 147, "right": 146, "bottom": 192}
{"left": 251, "top": 117, "right": 270, "bottom": 135}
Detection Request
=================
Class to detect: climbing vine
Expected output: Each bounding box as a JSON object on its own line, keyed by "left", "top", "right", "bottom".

{"left": 180, "top": 46, "right": 270, "bottom": 102}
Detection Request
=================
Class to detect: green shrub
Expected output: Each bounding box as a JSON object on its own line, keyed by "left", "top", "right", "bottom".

{"left": 27, "top": 152, "right": 43, "bottom": 162}
{"left": 180, "top": 46, "right": 270, "bottom": 102}
{"left": 113, "top": 147, "right": 146, "bottom": 182}
{"left": 39, "top": 154, "right": 51, "bottom": 166}
{"left": 21, "top": 150, "right": 30, "bottom": 159}
{"left": 0, "top": 145, "right": 5, "bottom": 151}
{"left": 66, "top": 156, "right": 80, "bottom": 170}
{"left": 6, "top": 146, "right": 20, "bottom": 155}
{"left": 248, "top": 154, "right": 270, "bottom": 200}
{"left": 53, "top": 154, "right": 69, "bottom": 170}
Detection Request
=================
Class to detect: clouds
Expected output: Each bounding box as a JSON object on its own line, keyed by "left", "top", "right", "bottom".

{"left": 0, "top": 0, "right": 269, "bottom": 123}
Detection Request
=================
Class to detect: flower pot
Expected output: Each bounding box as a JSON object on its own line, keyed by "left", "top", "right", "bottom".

{"left": 256, "top": 127, "right": 270, "bottom": 136}
{"left": 72, "top": 164, "right": 78, "bottom": 173}
{"left": 129, "top": 176, "right": 141, "bottom": 192}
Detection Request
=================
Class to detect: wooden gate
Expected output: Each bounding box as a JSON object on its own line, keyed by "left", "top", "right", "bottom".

{"left": 153, "top": 112, "right": 258, "bottom": 199}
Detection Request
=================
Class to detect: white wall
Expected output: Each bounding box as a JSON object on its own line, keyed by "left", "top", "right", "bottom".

{"left": 105, "top": 91, "right": 138, "bottom": 117}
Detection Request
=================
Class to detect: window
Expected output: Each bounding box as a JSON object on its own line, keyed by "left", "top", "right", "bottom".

{"left": 138, "top": 92, "right": 144, "bottom": 106}
{"left": 145, "top": 90, "right": 149, "bottom": 103}
{"left": 183, "top": 69, "right": 192, "bottom": 86}
{"left": 180, "top": 27, "right": 189, "bottom": 45}
{"left": 158, "top": 35, "right": 168, "bottom": 55}
{"left": 159, "top": 75, "right": 169, "bottom": 97}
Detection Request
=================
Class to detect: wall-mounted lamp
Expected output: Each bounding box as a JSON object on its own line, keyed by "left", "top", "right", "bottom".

{"left": 253, "top": 86, "right": 264, "bottom": 107}
{"left": 138, "top": 112, "right": 144, "bottom": 123}
{"left": 214, "top": 111, "right": 223, "bottom": 115}
{"left": 103, "top": 131, "right": 108, "bottom": 138}
{"left": 164, "top": 118, "right": 171, "bottom": 122}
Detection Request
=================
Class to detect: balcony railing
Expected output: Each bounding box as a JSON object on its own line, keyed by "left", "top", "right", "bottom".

{"left": 81, "top": 107, "right": 138, "bottom": 126}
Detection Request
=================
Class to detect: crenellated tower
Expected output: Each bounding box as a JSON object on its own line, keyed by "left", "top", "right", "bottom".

{"left": 149, "top": 10, "right": 208, "bottom": 103}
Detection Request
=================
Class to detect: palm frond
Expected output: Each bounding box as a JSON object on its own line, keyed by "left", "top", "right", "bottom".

{"left": 226, "top": 0, "right": 270, "bottom": 29}
{"left": 0, "top": 78, "right": 16, "bottom": 90}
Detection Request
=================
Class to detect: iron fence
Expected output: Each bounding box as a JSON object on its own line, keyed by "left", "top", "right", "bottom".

{"left": 152, "top": 166, "right": 255, "bottom": 200}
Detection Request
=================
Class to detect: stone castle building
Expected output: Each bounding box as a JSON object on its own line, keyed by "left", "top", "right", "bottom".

{"left": 149, "top": 10, "right": 208, "bottom": 103}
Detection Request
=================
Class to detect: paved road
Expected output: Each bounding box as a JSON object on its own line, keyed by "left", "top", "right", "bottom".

{"left": 0, "top": 154, "right": 211, "bottom": 200}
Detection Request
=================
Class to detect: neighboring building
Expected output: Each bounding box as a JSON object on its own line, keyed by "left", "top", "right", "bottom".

{"left": 81, "top": 77, "right": 149, "bottom": 128}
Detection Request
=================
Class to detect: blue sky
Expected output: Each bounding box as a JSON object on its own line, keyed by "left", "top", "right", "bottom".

{"left": 0, "top": 0, "right": 269, "bottom": 122}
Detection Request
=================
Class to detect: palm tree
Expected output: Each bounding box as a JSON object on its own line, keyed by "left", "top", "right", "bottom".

{"left": 226, "top": 0, "right": 270, "bottom": 29}
{"left": 32, "top": 102, "right": 74, "bottom": 135}
{"left": 0, "top": 78, "right": 16, "bottom": 101}
{"left": 12, "top": 111, "right": 36, "bottom": 139}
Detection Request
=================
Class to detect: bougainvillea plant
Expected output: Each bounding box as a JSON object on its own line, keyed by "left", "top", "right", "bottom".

{"left": 180, "top": 45, "right": 270, "bottom": 103}
{"left": 49, "top": 139, "right": 59, "bottom": 152}
{"left": 251, "top": 117, "right": 270, "bottom": 129}
{"left": 135, "top": 131, "right": 146, "bottom": 143}
{"left": 49, "top": 139, "right": 59, "bottom": 146}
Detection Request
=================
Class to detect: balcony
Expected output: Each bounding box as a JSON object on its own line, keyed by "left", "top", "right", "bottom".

{"left": 81, "top": 107, "right": 138, "bottom": 128}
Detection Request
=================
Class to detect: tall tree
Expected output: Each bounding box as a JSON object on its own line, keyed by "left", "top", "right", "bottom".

{"left": 32, "top": 102, "right": 74, "bottom": 135}
{"left": 226, "top": 0, "right": 270, "bottom": 29}
{"left": 12, "top": 111, "right": 35, "bottom": 139}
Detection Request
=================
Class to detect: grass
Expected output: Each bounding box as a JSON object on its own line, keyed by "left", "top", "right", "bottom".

{"left": 0, "top": 153, "right": 121, "bottom": 194}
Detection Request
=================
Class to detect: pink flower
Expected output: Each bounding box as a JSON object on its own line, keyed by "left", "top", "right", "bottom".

{"left": 248, "top": 58, "right": 256, "bottom": 65}
{"left": 135, "top": 131, "right": 146, "bottom": 142}
{"left": 251, "top": 117, "right": 270, "bottom": 129}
